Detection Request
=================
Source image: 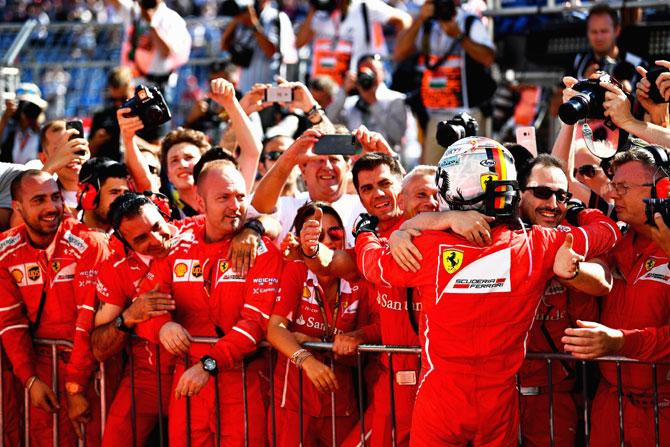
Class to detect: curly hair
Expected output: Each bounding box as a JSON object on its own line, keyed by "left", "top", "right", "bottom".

{"left": 160, "top": 127, "right": 211, "bottom": 171}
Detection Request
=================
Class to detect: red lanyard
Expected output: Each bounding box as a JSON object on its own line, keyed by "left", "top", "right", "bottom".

{"left": 310, "top": 279, "right": 341, "bottom": 342}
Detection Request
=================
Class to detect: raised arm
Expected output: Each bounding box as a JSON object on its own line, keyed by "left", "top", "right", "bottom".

{"left": 210, "top": 78, "right": 262, "bottom": 194}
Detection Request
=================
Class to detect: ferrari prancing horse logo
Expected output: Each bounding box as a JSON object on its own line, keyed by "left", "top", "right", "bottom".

{"left": 442, "top": 249, "right": 464, "bottom": 274}
{"left": 480, "top": 173, "right": 498, "bottom": 191}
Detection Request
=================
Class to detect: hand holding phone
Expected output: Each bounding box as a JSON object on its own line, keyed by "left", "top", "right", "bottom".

{"left": 313, "top": 134, "right": 360, "bottom": 156}
{"left": 515, "top": 126, "right": 538, "bottom": 157}
{"left": 264, "top": 86, "right": 294, "bottom": 103}
{"left": 66, "top": 120, "right": 84, "bottom": 141}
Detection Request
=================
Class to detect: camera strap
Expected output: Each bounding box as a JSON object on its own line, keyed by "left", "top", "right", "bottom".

{"left": 361, "top": 1, "right": 371, "bottom": 46}
{"left": 422, "top": 20, "right": 459, "bottom": 71}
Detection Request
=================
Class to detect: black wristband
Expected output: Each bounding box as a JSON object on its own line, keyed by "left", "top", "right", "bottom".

{"left": 301, "top": 244, "right": 319, "bottom": 259}
{"left": 243, "top": 218, "right": 265, "bottom": 237}
{"left": 114, "top": 314, "right": 134, "bottom": 333}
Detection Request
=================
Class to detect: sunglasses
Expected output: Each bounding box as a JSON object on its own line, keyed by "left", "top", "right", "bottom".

{"left": 266, "top": 151, "right": 283, "bottom": 161}
{"left": 319, "top": 227, "right": 344, "bottom": 242}
{"left": 573, "top": 165, "right": 600, "bottom": 178}
{"left": 524, "top": 186, "right": 572, "bottom": 204}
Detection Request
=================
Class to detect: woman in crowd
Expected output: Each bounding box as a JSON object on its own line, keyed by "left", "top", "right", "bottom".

{"left": 267, "top": 201, "right": 375, "bottom": 446}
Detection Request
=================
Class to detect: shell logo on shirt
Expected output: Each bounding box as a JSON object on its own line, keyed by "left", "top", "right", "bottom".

{"left": 174, "top": 263, "right": 188, "bottom": 278}
{"left": 11, "top": 269, "right": 23, "bottom": 284}
{"left": 442, "top": 249, "right": 464, "bottom": 274}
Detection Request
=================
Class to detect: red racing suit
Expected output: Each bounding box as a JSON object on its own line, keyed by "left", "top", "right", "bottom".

{"left": 135, "top": 221, "right": 283, "bottom": 447}
{"left": 96, "top": 249, "right": 176, "bottom": 446}
{"left": 590, "top": 231, "right": 670, "bottom": 447}
{"left": 272, "top": 260, "right": 371, "bottom": 446}
{"left": 355, "top": 213, "right": 620, "bottom": 447}
{"left": 0, "top": 217, "right": 110, "bottom": 446}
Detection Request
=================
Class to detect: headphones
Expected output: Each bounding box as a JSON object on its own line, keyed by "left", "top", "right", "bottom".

{"left": 111, "top": 191, "right": 171, "bottom": 249}
{"left": 78, "top": 159, "right": 132, "bottom": 211}
{"left": 640, "top": 145, "right": 670, "bottom": 198}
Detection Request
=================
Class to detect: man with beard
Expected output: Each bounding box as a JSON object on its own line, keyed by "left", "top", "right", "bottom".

{"left": 516, "top": 154, "right": 612, "bottom": 446}
{"left": 0, "top": 170, "right": 110, "bottom": 444}
{"left": 92, "top": 192, "right": 181, "bottom": 446}
{"left": 134, "top": 160, "right": 283, "bottom": 446}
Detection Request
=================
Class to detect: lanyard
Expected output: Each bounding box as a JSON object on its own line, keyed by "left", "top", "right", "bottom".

{"left": 311, "top": 279, "right": 341, "bottom": 342}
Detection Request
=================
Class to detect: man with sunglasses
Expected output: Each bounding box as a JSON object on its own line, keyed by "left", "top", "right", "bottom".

{"left": 562, "top": 146, "right": 670, "bottom": 447}
{"left": 517, "top": 154, "right": 615, "bottom": 446}
{"left": 134, "top": 160, "right": 283, "bottom": 446}
{"left": 258, "top": 135, "right": 300, "bottom": 198}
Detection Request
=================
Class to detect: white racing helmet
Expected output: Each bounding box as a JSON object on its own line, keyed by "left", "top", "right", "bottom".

{"left": 435, "top": 137, "right": 520, "bottom": 220}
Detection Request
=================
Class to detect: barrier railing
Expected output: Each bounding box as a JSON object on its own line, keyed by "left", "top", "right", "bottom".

{"left": 4, "top": 338, "right": 669, "bottom": 446}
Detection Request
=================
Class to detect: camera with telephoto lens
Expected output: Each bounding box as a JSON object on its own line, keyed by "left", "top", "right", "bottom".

{"left": 310, "top": 0, "right": 337, "bottom": 12}
{"left": 436, "top": 112, "right": 479, "bottom": 148}
{"left": 645, "top": 198, "right": 670, "bottom": 227}
{"left": 646, "top": 66, "right": 670, "bottom": 104}
{"left": 433, "top": 0, "right": 456, "bottom": 21}
{"left": 121, "top": 85, "right": 171, "bottom": 129}
{"left": 356, "top": 71, "right": 376, "bottom": 90}
{"left": 558, "top": 72, "right": 623, "bottom": 125}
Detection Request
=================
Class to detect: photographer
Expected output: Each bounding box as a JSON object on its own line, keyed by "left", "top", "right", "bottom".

{"left": 88, "top": 67, "right": 135, "bottom": 161}
{"left": 562, "top": 146, "right": 670, "bottom": 446}
{"left": 327, "top": 54, "right": 411, "bottom": 151}
{"left": 393, "top": 0, "right": 495, "bottom": 164}
{"left": 295, "top": 0, "right": 410, "bottom": 85}
{"left": 109, "top": 0, "right": 191, "bottom": 93}
{"left": 0, "top": 83, "right": 48, "bottom": 164}
{"left": 221, "top": 0, "right": 290, "bottom": 93}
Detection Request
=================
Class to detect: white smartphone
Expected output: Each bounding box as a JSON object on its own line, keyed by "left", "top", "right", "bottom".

{"left": 264, "top": 86, "right": 294, "bottom": 103}
{"left": 515, "top": 126, "right": 538, "bottom": 157}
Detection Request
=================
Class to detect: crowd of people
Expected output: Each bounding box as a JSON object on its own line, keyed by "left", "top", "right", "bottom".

{"left": 0, "top": 0, "right": 670, "bottom": 446}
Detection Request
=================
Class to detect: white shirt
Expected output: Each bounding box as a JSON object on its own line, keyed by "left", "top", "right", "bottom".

{"left": 236, "top": 5, "right": 282, "bottom": 93}
{"left": 118, "top": 0, "right": 191, "bottom": 75}
{"left": 11, "top": 127, "right": 40, "bottom": 165}
{"left": 311, "top": 0, "right": 397, "bottom": 71}
{"left": 247, "top": 192, "right": 366, "bottom": 248}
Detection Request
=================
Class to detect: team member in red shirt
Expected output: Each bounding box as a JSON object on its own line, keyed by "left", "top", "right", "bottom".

{"left": 355, "top": 137, "right": 621, "bottom": 446}
{"left": 267, "top": 202, "right": 375, "bottom": 446}
{"left": 517, "top": 154, "right": 611, "bottom": 446}
{"left": 92, "top": 192, "right": 181, "bottom": 446}
{"left": 135, "top": 160, "right": 283, "bottom": 446}
{"left": 562, "top": 146, "right": 670, "bottom": 446}
{"left": 0, "top": 170, "right": 110, "bottom": 445}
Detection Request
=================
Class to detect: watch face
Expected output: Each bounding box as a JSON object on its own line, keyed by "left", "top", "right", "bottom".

{"left": 203, "top": 358, "right": 216, "bottom": 371}
{"left": 114, "top": 316, "right": 123, "bottom": 328}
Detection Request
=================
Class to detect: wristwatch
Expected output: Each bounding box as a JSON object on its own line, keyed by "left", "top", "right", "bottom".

{"left": 114, "top": 314, "right": 133, "bottom": 333}
{"left": 306, "top": 104, "right": 324, "bottom": 125}
{"left": 65, "top": 381, "right": 84, "bottom": 395}
{"left": 200, "top": 355, "right": 218, "bottom": 376}
{"left": 243, "top": 218, "right": 266, "bottom": 237}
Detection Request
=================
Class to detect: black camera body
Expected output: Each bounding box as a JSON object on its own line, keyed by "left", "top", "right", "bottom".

{"left": 433, "top": 0, "right": 456, "bottom": 21}
{"left": 436, "top": 112, "right": 479, "bottom": 148}
{"left": 356, "top": 71, "right": 376, "bottom": 91}
{"left": 647, "top": 66, "right": 670, "bottom": 104}
{"left": 645, "top": 198, "right": 670, "bottom": 227}
{"left": 558, "top": 73, "right": 623, "bottom": 125}
{"left": 121, "top": 85, "right": 171, "bottom": 129}
{"left": 310, "top": 0, "right": 337, "bottom": 12}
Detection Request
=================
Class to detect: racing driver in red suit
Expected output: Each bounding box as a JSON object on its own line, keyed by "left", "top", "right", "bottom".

{"left": 0, "top": 170, "right": 111, "bottom": 445}
{"left": 354, "top": 137, "right": 621, "bottom": 446}
{"left": 135, "top": 160, "right": 284, "bottom": 446}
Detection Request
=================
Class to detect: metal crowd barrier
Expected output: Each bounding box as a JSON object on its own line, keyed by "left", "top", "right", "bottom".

{"left": 2, "top": 338, "right": 669, "bottom": 446}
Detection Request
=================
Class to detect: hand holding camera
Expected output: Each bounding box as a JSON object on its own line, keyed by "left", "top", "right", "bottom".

{"left": 121, "top": 85, "right": 171, "bottom": 129}
{"left": 601, "top": 80, "right": 634, "bottom": 129}
{"left": 634, "top": 65, "right": 669, "bottom": 123}
{"left": 116, "top": 107, "right": 145, "bottom": 143}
